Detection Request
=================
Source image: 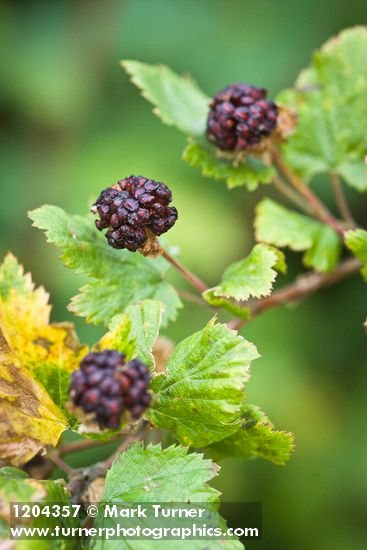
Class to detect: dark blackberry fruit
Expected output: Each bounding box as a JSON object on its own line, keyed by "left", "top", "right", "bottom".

{"left": 69, "top": 350, "right": 152, "bottom": 429}
{"left": 206, "top": 83, "right": 278, "bottom": 151}
{"left": 92, "top": 175, "right": 178, "bottom": 251}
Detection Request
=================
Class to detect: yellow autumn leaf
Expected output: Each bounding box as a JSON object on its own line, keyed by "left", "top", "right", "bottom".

{"left": 0, "top": 330, "right": 66, "bottom": 466}
{"left": 0, "top": 253, "right": 88, "bottom": 465}
{"left": 0, "top": 254, "right": 87, "bottom": 375}
{"left": 0, "top": 253, "right": 87, "bottom": 412}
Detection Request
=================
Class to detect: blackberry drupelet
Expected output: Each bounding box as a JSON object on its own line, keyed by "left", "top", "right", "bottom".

{"left": 69, "top": 350, "right": 152, "bottom": 429}
{"left": 92, "top": 175, "right": 178, "bottom": 251}
{"left": 206, "top": 83, "right": 278, "bottom": 151}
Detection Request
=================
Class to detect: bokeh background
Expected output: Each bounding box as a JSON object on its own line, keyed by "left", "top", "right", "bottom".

{"left": 1, "top": 1, "right": 367, "bottom": 548}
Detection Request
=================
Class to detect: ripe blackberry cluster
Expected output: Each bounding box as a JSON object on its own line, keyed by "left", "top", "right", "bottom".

{"left": 206, "top": 83, "right": 278, "bottom": 151}
{"left": 93, "top": 176, "right": 178, "bottom": 251}
{"left": 69, "top": 350, "right": 152, "bottom": 429}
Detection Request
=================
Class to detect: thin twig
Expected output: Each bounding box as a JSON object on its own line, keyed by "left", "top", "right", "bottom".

{"left": 48, "top": 452, "right": 76, "bottom": 475}
{"left": 176, "top": 288, "right": 208, "bottom": 306}
{"left": 228, "top": 257, "right": 361, "bottom": 331}
{"left": 103, "top": 424, "right": 150, "bottom": 470}
{"left": 59, "top": 438, "right": 114, "bottom": 456}
{"left": 272, "top": 148, "right": 345, "bottom": 235}
{"left": 161, "top": 248, "right": 209, "bottom": 293}
{"left": 330, "top": 172, "right": 356, "bottom": 228}
{"left": 272, "top": 174, "right": 309, "bottom": 211}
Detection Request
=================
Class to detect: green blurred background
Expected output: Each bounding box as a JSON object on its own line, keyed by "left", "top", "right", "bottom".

{"left": 1, "top": 1, "right": 367, "bottom": 548}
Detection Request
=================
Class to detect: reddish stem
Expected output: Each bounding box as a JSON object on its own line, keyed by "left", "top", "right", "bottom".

{"left": 272, "top": 149, "right": 345, "bottom": 235}
{"left": 229, "top": 257, "right": 361, "bottom": 331}
{"left": 161, "top": 248, "right": 209, "bottom": 294}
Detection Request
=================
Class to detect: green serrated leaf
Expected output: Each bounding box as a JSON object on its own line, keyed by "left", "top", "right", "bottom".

{"left": 92, "top": 533, "right": 243, "bottom": 550}
{"left": 92, "top": 443, "right": 243, "bottom": 549}
{"left": 29, "top": 206, "right": 182, "bottom": 327}
{"left": 183, "top": 139, "right": 275, "bottom": 190}
{"left": 255, "top": 198, "right": 341, "bottom": 272}
{"left": 0, "top": 254, "right": 34, "bottom": 299}
{"left": 97, "top": 300, "right": 164, "bottom": 371}
{"left": 0, "top": 472, "right": 80, "bottom": 548}
{"left": 206, "top": 404, "right": 294, "bottom": 466}
{"left": 279, "top": 26, "right": 367, "bottom": 191}
{"left": 125, "top": 300, "right": 164, "bottom": 370}
{"left": 205, "top": 244, "right": 285, "bottom": 306}
{"left": 104, "top": 442, "right": 220, "bottom": 502}
{"left": 147, "top": 318, "right": 259, "bottom": 447}
{"left": 122, "top": 61, "right": 209, "bottom": 136}
{"left": 345, "top": 229, "right": 367, "bottom": 279}
{"left": 0, "top": 467, "right": 29, "bottom": 479}
{"left": 96, "top": 313, "right": 135, "bottom": 358}
{"left": 203, "top": 290, "right": 251, "bottom": 320}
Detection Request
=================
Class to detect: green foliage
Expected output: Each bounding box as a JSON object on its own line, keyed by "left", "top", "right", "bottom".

{"left": 29, "top": 206, "right": 182, "bottom": 327}
{"left": 255, "top": 198, "right": 341, "bottom": 272}
{"left": 206, "top": 404, "right": 294, "bottom": 465}
{"left": 93, "top": 443, "right": 243, "bottom": 549}
{"left": 123, "top": 29, "right": 367, "bottom": 195}
{"left": 183, "top": 140, "right": 276, "bottom": 190}
{"left": 122, "top": 60, "right": 209, "bottom": 136}
{"left": 147, "top": 318, "right": 259, "bottom": 447}
{"left": 0, "top": 254, "right": 34, "bottom": 298}
{"left": 93, "top": 534, "right": 242, "bottom": 550}
{"left": 345, "top": 229, "right": 367, "bottom": 279}
{"left": 204, "top": 244, "right": 285, "bottom": 307}
{"left": 4, "top": 11, "right": 367, "bottom": 549}
{"left": 0, "top": 468, "right": 80, "bottom": 549}
{"left": 0, "top": 253, "right": 168, "bottom": 449}
{"left": 203, "top": 290, "right": 251, "bottom": 320}
{"left": 122, "top": 60, "right": 276, "bottom": 190}
{"left": 0, "top": 468, "right": 68, "bottom": 503}
{"left": 124, "top": 301, "right": 164, "bottom": 370}
{"left": 98, "top": 300, "right": 164, "bottom": 370}
{"left": 103, "top": 442, "right": 220, "bottom": 502}
{"left": 0, "top": 466, "right": 29, "bottom": 479}
{"left": 278, "top": 27, "right": 367, "bottom": 191}
{"left": 96, "top": 314, "right": 135, "bottom": 359}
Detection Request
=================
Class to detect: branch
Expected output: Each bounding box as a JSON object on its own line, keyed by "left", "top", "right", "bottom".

{"left": 59, "top": 438, "right": 117, "bottom": 456}
{"left": 272, "top": 148, "right": 345, "bottom": 235}
{"left": 161, "top": 248, "right": 209, "bottom": 293}
{"left": 330, "top": 172, "right": 356, "bottom": 228}
{"left": 103, "top": 422, "right": 150, "bottom": 470}
{"left": 47, "top": 451, "right": 76, "bottom": 475}
{"left": 272, "top": 174, "right": 309, "bottom": 212}
{"left": 176, "top": 288, "right": 208, "bottom": 306}
{"left": 53, "top": 424, "right": 151, "bottom": 500}
{"left": 229, "top": 257, "right": 361, "bottom": 331}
